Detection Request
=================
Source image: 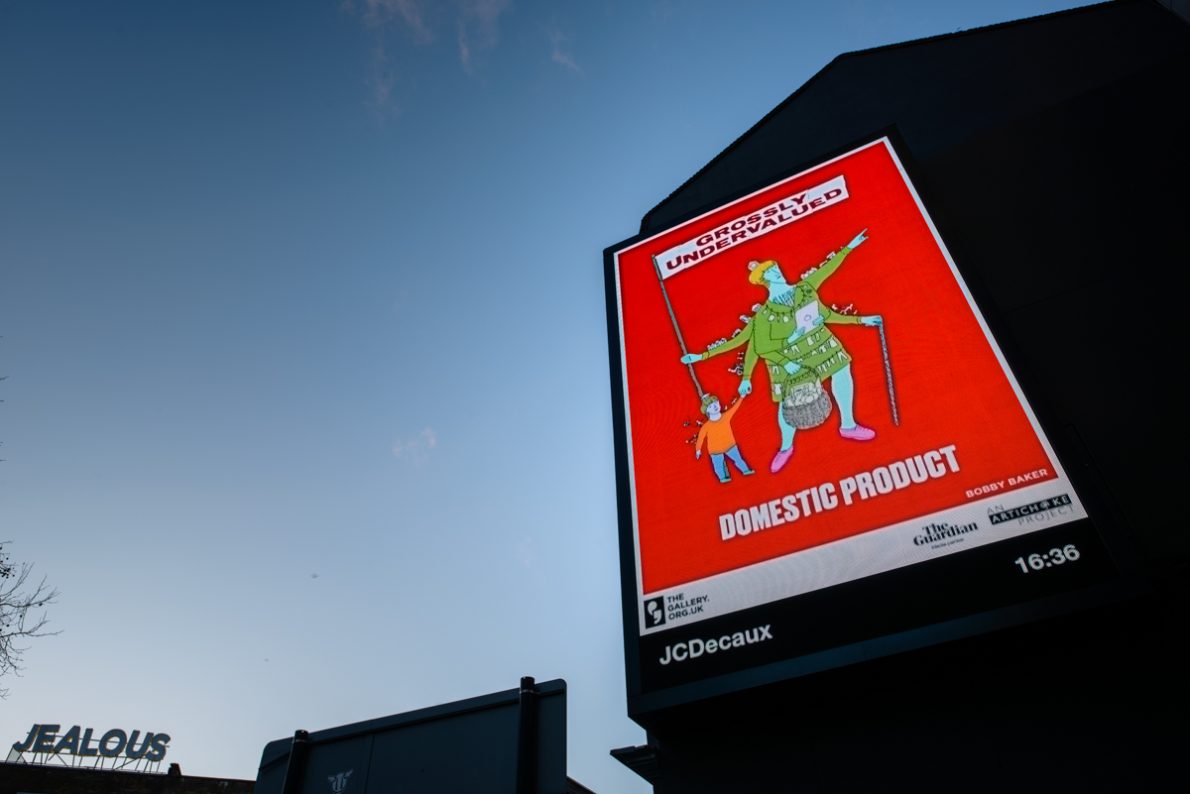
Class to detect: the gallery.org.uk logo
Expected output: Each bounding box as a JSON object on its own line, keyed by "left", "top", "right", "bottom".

{"left": 644, "top": 596, "right": 666, "bottom": 628}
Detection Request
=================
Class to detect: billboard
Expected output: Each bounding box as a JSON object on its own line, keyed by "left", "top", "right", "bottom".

{"left": 605, "top": 136, "right": 1126, "bottom": 714}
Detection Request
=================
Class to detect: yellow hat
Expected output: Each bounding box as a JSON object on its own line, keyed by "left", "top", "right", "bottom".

{"left": 747, "top": 259, "right": 778, "bottom": 285}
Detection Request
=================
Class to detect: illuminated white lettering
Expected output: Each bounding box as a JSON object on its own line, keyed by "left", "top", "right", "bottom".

{"left": 923, "top": 450, "right": 947, "bottom": 478}
{"left": 781, "top": 494, "right": 800, "bottom": 522}
{"left": 767, "top": 499, "right": 785, "bottom": 527}
{"left": 734, "top": 508, "right": 751, "bottom": 536}
{"left": 747, "top": 505, "right": 771, "bottom": 531}
{"left": 888, "top": 461, "right": 911, "bottom": 489}
{"left": 719, "top": 514, "right": 737, "bottom": 541}
{"left": 656, "top": 625, "right": 774, "bottom": 666}
{"left": 939, "top": 444, "right": 960, "bottom": 472}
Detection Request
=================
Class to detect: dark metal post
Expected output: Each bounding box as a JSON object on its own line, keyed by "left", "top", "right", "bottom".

{"left": 515, "top": 676, "right": 538, "bottom": 794}
{"left": 280, "top": 729, "right": 310, "bottom": 794}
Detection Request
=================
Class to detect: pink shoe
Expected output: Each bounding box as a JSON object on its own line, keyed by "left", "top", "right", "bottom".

{"left": 770, "top": 446, "right": 794, "bottom": 473}
{"left": 839, "top": 424, "right": 876, "bottom": 441}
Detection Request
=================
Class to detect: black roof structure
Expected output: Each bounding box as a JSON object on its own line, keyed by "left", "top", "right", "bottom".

{"left": 612, "top": 3, "right": 1190, "bottom": 789}
{"left": 642, "top": 0, "right": 1188, "bottom": 233}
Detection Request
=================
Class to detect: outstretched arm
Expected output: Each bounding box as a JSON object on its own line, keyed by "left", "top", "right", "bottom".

{"left": 804, "top": 229, "right": 867, "bottom": 289}
{"left": 821, "top": 306, "right": 882, "bottom": 328}
{"left": 721, "top": 396, "right": 746, "bottom": 420}
{"left": 680, "top": 320, "right": 753, "bottom": 364}
{"left": 822, "top": 306, "right": 862, "bottom": 325}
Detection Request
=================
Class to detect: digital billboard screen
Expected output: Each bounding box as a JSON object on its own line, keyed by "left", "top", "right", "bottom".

{"left": 605, "top": 136, "right": 1129, "bottom": 715}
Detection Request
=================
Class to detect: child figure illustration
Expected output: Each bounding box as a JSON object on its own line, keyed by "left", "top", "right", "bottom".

{"left": 695, "top": 393, "right": 755, "bottom": 483}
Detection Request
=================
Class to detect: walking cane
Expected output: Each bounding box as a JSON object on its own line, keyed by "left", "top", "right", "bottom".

{"left": 877, "top": 321, "right": 900, "bottom": 426}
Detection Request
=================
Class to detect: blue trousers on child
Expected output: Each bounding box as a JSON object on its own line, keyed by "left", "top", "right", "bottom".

{"left": 711, "top": 445, "right": 751, "bottom": 483}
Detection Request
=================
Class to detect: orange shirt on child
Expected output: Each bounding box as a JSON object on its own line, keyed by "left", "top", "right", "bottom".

{"left": 696, "top": 400, "right": 743, "bottom": 455}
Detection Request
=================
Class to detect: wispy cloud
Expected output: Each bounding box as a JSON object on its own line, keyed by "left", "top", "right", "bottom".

{"left": 364, "top": 0, "right": 433, "bottom": 42}
{"left": 345, "top": 0, "right": 512, "bottom": 107}
{"left": 347, "top": 0, "right": 509, "bottom": 89}
{"left": 456, "top": 0, "right": 510, "bottom": 74}
{"left": 547, "top": 27, "right": 582, "bottom": 74}
{"left": 370, "top": 43, "right": 397, "bottom": 111}
{"left": 346, "top": 0, "right": 433, "bottom": 109}
{"left": 392, "top": 426, "right": 438, "bottom": 462}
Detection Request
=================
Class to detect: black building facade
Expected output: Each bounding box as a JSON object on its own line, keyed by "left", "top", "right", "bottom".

{"left": 613, "top": 2, "right": 1189, "bottom": 791}
{"left": 0, "top": 762, "right": 254, "bottom": 794}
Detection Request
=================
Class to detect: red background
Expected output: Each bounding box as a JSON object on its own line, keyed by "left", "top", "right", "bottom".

{"left": 615, "top": 140, "right": 1056, "bottom": 594}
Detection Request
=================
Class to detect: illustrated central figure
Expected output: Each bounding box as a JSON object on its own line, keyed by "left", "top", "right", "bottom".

{"left": 681, "top": 229, "right": 882, "bottom": 474}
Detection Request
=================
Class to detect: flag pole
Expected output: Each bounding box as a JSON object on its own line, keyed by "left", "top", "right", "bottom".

{"left": 652, "top": 256, "right": 704, "bottom": 399}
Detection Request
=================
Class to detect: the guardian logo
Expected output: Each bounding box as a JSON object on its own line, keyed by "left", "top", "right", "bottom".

{"left": 912, "top": 521, "right": 978, "bottom": 547}
{"left": 658, "top": 624, "right": 772, "bottom": 665}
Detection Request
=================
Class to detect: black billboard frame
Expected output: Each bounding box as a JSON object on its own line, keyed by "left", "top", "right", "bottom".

{"left": 603, "top": 125, "right": 1149, "bottom": 724}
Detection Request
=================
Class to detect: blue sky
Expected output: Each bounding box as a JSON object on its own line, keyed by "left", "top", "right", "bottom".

{"left": 1, "top": 1, "right": 1096, "bottom": 791}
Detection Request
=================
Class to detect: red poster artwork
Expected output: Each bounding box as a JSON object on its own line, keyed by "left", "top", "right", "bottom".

{"left": 612, "top": 138, "right": 1073, "bottom": 602}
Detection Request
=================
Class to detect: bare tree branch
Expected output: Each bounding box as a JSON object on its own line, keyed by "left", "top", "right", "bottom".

{"left": 1, "top": 543, "right": 60, "bottom": 697}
